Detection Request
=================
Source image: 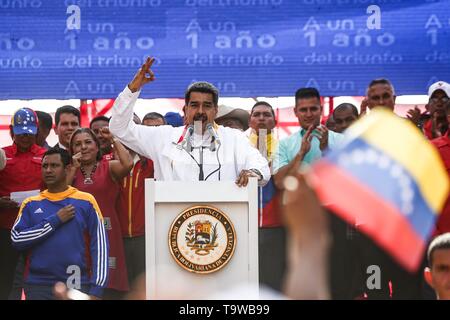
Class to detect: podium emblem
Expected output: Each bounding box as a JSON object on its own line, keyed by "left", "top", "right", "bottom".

{"left": 169, "top": 205, "right": 236, "bottom": 274}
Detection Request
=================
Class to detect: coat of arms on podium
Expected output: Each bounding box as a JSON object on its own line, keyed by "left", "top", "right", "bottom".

{"left": 168, "top": 205, "right": 236, "bottom": 274}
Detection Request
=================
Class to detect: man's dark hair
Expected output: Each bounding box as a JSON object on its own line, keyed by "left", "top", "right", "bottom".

{"left": 55, "top": 105, "right": 81, "bottom": 126}
{"left": 427, "top": 233, "right": 450, "bottom": 267}
{"left": 334, "top": 103, "right": 359, "bottom": 117}
{"left": 43, "top": 148, "right": 71, "bottom": 167}
{"left": 35, "top": 111, "right": 53, "bottom": 131}
{"left": 185, "top": 82, "right": 219, "bottom": 106}
{"left": 295, "top": 88, "right": 321, "bottom": 102}
{"left": 133, "top": 113, "right": 141, "bottom": 124}
{"left": 367, "top": 78, "right": 396, "bottom": 95}
{"left": 251, "top": 101, "right": 276, "bottom": 119}
{"left": 143, "top": 112, "right": 166, "bottom": 124}
{"left": 89, "top": 115, "right": 110, "bottom": 129}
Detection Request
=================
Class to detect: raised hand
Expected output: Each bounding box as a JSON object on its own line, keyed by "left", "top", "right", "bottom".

{"left": 315, "top": 125, "right": 329, "bottom": 151}
{"left": 360, "top": 97, "right": 368, "bottom": 115}
{"left": 71, "top": 152, "right": 82, "bottom": 169}
{"left": 99, "top": 127, "right": 114, "bottom": 143}
{"left": 282, "top": 171, "right": 328, "bottom": 242}
{"left": 281, "top": 171, "right": 330, "bottom": 299}
{"left": 299, "top": 125, "right": 314, "bottom": 158}
{"left": 128, "top": 57, "right": 156, "bottom": 93}
{"left": 406, "top": 106, "right": 421, "bottom": 126}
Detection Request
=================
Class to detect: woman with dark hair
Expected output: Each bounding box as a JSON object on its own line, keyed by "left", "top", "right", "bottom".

{"left": 68, "top": 127, "right": 133, "bottom": 299}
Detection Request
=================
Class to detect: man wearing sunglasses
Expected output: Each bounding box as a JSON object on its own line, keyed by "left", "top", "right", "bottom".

{"left": 423, "top": 81, "right": 450, "bottom": 139}
{"left": 407, "top": 81, "right": 450, "bottom": 139}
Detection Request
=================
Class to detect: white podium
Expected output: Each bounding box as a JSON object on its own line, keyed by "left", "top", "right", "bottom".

{"left": 144, "top": 178, "right": 259, "bottom": 299}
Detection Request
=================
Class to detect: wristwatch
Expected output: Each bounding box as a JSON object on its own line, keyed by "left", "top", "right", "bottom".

{"left": 249, "top": 169, "right": 263, "bottom": 181}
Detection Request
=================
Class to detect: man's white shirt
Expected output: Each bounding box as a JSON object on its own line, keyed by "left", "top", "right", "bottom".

{"left": 58, "top": 142, "right": 67, "bottom": 150}
{"left": 109, "top": 86, "right": 270, "bottom": 185}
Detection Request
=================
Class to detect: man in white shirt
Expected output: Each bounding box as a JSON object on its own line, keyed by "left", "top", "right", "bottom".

{"left": 109, "top": 57, "right": 269, "bottom": 186}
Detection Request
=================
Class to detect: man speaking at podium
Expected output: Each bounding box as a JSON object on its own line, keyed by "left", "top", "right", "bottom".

{"left": 110, "top": 57, "right": 269, "bottom": 187}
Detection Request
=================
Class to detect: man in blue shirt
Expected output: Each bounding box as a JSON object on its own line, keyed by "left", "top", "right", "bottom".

{"left": 273, "top": 87, "right": 344, "bottom": 189}
{"left": 11, "top": 148, "right": 108, "bottom": 300}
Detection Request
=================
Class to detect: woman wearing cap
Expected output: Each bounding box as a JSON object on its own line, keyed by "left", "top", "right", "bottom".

{"left": 67, "top": 127, "right": 133, "bottom": 299}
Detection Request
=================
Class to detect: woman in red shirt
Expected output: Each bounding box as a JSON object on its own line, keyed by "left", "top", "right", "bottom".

{"left": 68, "top": 127, "right": 133, "bottom": 299}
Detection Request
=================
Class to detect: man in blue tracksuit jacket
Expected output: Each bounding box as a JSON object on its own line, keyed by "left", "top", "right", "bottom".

{"left": 11, "top": 148, "right": 108, "bottom": 300}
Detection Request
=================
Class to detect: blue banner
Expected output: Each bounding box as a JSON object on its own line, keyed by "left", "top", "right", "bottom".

{"left": 0, "top": 0, "right": 449, "bottom": 99}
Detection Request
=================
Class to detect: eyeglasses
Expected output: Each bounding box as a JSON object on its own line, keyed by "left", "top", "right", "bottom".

{"left": 430, "top": 97, "right": 449, "bottom": 103}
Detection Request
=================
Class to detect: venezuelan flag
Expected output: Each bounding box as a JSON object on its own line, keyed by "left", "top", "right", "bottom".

{"left": 259, "top": 179, "right": 281, "bottom": 227}
{"left": 310, "top": 109, "right": 449, "bottom": 272}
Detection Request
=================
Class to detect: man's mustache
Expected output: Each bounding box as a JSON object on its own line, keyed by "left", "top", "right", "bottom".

{"left": 193, "top": 113, "right": 208, "bottom": 122}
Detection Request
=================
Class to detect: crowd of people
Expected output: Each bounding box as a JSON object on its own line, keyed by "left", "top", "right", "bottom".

{"left": 0, "top": 56, "right": 449, "bottom": 300}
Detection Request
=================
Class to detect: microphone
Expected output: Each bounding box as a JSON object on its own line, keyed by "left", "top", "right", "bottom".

{"left": 206, "top": 123, "right": 220, "bottom": 151}
{"left": 181, "top": 125, "right": 194, "bottom": 152}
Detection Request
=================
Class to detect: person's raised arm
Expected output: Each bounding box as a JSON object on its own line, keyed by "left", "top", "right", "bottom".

{"left": 66, "top": 152, "right": 81, "bottom": 186}
{"left": 282, "top": 171, "right": 331, "bottom": 300}
{"left": 100, "top": 127, "right": 133, "bottom": 181}
{"left": 109, "top": 57, "right": 163, "bottom": 159}
{"left": 128, "top": 56, "right": 155, "bottom": 93}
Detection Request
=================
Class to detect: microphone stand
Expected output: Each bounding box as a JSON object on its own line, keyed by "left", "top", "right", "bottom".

{"left": 199, "top": 145, "right": 204, "bottom": 181}
{"left": 186, "top": 126, "right": 219, "bottom": 181}
{"left": 190, "top": 145, "right": 208, "bottom": 181}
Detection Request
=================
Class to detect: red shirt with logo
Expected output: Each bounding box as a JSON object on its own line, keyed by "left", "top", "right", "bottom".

{"left": 0, "top": 143, "right": 46, "bottom": 229}
{"left": 117, "top": 158, "right": 154, "bottom": 238}
{"left": 102, "top": 152, "right": 114, "bottom": 161}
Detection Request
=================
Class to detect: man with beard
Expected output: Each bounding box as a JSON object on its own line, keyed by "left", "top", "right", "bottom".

{"left": 109, "top": 57, "right": 269, "bottom": 187}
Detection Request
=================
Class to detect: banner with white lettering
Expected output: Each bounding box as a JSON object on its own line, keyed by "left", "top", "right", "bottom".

{"left": 0, "top": 0, "right": 449, "bottom": 98}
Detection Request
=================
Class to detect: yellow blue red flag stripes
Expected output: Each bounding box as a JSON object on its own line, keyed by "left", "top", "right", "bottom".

{"left": 309, "top": 109, "right": 449, "bottom": 272}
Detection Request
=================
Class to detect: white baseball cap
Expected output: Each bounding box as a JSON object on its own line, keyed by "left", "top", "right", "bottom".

{"left": 428, "top": 81, "right": 450, "bottom": 98}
